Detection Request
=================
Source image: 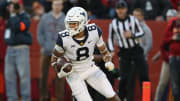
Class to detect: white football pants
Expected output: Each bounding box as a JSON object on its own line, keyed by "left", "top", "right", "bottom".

{"left": 66, "top": 63, "right": 115, "bottom": 101}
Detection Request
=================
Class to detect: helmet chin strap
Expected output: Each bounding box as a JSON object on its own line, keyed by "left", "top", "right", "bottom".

{"left": 69, "top": 25, "right": 85, "bottom": 36}
{"left": 69, "top": 29, "right": 79, "bottom": 36}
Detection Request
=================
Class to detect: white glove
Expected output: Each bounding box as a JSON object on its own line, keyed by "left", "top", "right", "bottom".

{"left": 57, "top": 70, "right": 69, "bottom": 78}
{"left": 105, "top": 61, "right": 115, "bottom": 71}
{"left": 57, "top": 63, "right": 73, "bottom": 78}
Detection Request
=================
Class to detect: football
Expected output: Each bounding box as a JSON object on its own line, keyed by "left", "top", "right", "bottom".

{"left": 56, "top": 56, "right": 72, "bottom": 73}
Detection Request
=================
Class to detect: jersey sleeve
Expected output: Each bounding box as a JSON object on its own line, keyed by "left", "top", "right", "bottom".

{"left": 96, "top": 25, "right": 104, "bottom": 47}
{"left": 133, "top": 17, "right": 144, "bottom": 38}
{"left": 55, "top": 34, "right": 64, "bottom": 53}
{"left": 97, "top": 25, "right": 103, "bottom": 37}
{"left": 96, "top": 36, "right": 105, "bottom": 47}
{"left": 56, "top": 34, "right": 63, "bottom": 47}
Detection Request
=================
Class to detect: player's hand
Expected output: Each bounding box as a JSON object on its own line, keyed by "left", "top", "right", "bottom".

{"left": 172, "top": 33, "right": 180, "bottom": 41}
{"left": 172, "top": 34, "right": 178, "bottom": 40}
{"left": 151, "top": 51, "right": 161, "bottom": 63}
{"left": 105, "top": 61, "right": 115, "bottom": 71}
{"left": 124, "top": 31, "right": 132, "bottom": 38}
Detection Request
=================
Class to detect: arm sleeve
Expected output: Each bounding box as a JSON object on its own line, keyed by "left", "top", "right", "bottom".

{"left": 133, "top": 18, "right": 144, "bottom": 38}
{"left": 162, "top": 19, "right": 175, "bottom": 44}
{"left": 160, "top": 21, "right": 172, "bottom": 62}
{"left": 55, "top": 34, "right": 65, "bottom": 53}
{"left": 95, "top": 25, "right": 104, "bottom": 47}
{"left": 37, "top": 16, "right": 46, "bottom": 47}
{"left": 160, "top": 19, "right": 175, "bottom": 54}
{"left": 107, "top": 23, "right": 115, "bottom": 52}
{"left": 96, "top": 36, "right": 105, "bottom": 47}
{"left": 97, "top": 25, "right": 102, "bottom": 37}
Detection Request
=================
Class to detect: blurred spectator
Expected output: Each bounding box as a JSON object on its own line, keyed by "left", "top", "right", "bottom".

{"left": 102, "top": 0, "right": 118, "bottom": 18}
{"left": 69, "top": 0, "right": 98, "bottom": 19}
{"left": 132, "top": 9, "right": 152, "bottom": 99}
{"left": 160, "top": 8, "right": 180, "bottom": 101}
{"left": 63, "top": 0, "right": 109, "bottom": 18}
{"left": 129, "top": 0, "right": 172, "bottom": 20}
{"left": 153, "top": 52, "right": 170, "bottom": 101}
{"left": 132, "top": 8, "right": 152, "bottom": 100}
{"left": 0, "top": 15, "right": 6, "bottom": 101}
{"left": 62, "top": 0, "right": 73, "bottom": 14}
{"left": 70, "top": 0, "right": 87, "bottom": 8}
{"left": 87, "top": 0, "right": 109, "bottom": 18}
{"left": 101, "top": 0, "right": 108, "bottom": 6}
{"left": 0, "top": 0, "right": 32, "bottom": 101}
{"left": 0, "top": 0, "right": 9, "bottom": 19}
{"left": 87, "top": 9, "right": 97, "bottom": 20}
{"left": 39, "top": 0, "right": 52, "bottom": 12}
{"left": 170, "top": 0, "right": 180, "bottom": 10}
{"left": 32, "top": 1, "right": 45, "bottom": 21}
{"left": 153, "top": 8, "right": 177, "bottom": 101}
{"left": 22, "top": 0, "right": 32, "bottom": 10}
{"left": 37, "top": 0, "right": 65, "bottom": 101}
{"left": 166, "top": 9, "right": 177, "bottom": 21}
{"left": 133, "top": 8, "right": 153, "bottom": 60}
{"left": 0, "top": 1, "right": 7, "bottom": 101}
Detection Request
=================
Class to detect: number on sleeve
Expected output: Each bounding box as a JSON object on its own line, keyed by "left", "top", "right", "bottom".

{"left": 87, "top": 25, "right": 97, "bottom": 31}
{"left": 61, "top": 32, "right": 69, "bottom": 37}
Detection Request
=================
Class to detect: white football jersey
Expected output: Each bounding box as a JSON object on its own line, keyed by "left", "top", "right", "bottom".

{"left": 55, "top": 23, "right": 103, "bottom": 66}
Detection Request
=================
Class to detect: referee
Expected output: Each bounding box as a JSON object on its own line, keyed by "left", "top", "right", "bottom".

{"left": 108, "top": 1, "right": 150, "bottom": 101}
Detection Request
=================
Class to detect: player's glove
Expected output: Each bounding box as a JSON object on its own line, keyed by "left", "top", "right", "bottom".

{"left": 52, "top": 57, "right": 73, "bottom": 78}
{"left": 57, "top": 63, "right": 73, "bottom": 78}
{"left": 105, "top": 61, "right": 115, "bottom": 71}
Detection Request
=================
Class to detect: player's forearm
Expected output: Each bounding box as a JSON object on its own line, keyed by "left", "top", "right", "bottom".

{"left": 98, "top": 44, "right": 115, "bottom": 71}
{"left": 102, "top": 51, "right": 112, "bottom": 62}
{"left": 98, "top": 44, "right": 112, "bottom": 62}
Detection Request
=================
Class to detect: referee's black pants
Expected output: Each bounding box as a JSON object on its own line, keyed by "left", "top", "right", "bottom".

{"left": 117, "top": 46, "right": 150, "bottom": 101}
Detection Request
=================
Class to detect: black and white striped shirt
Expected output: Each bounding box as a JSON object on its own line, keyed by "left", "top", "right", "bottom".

{"left": 108, "top": 15, "right": 144, "bottom": 52}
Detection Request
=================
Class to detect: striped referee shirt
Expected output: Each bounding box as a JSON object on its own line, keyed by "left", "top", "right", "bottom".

{"left": 108, "top": 15, "right": 144, "bottom": 52}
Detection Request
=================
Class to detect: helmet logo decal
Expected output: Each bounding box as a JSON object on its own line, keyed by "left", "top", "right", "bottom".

{"left": 80, "top": 12, "right": 85, "bottom": 17}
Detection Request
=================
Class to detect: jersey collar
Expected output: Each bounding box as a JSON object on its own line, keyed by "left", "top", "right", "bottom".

{"left": 72, "top": 28, "right": 89, "bottom": 46}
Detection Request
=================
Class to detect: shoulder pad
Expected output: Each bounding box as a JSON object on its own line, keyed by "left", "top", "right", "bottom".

{"left": 86, "top": 23, "right": 102, "bottom": 37}
{"left": 86, "top": 23, "right": 97, "bottom": 32}
{"left": 59, "top": 30, "right": 70, "bottom": 38}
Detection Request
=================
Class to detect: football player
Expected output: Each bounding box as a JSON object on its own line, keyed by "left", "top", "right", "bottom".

{"left": 51, "top": 7, "right": 121, "bottom": 101}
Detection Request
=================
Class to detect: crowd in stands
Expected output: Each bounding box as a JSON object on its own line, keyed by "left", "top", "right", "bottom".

{"left": 26, "top": 0, "right": 179, "bottom": 20}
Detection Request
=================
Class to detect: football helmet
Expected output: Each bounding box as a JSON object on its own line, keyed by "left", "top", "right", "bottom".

{"left": 64, "top": 7, "right": 88, "bottom": 36}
